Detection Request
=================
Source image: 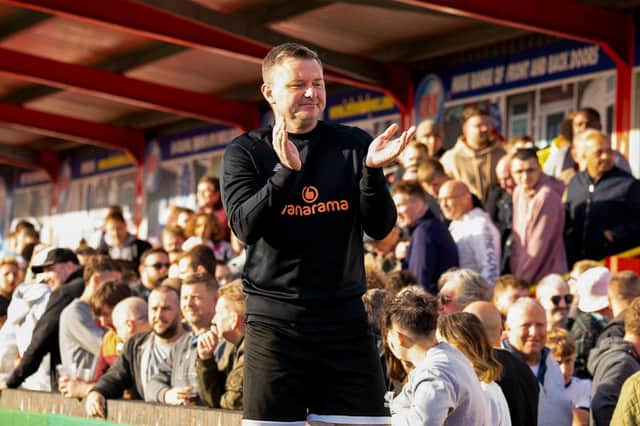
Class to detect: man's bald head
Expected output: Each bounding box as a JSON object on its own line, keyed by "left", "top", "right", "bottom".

{"left": 439, "top": 180, "right": 472, "bottom": 221}
{"left": 112, "top": 296, "right": 148, "bottom": 342}
{"left": 505, "top": 298, "right": 547, "bottom": 364}
{"left": 464, "top": 301, "right": 503, "bottom": 347}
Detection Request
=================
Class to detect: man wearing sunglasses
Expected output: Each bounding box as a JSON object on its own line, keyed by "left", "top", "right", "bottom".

{"left": 536, "top": 274, "right": 573, "bottom": 331}
{"left": 135, "top": 248, "right": 170, "bottom": 301}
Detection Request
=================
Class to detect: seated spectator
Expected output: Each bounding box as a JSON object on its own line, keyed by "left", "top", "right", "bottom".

{"left": 146, "top": 273, "right": 218, "bottom": 405}
{"left": 175, "top": 245, "right": 216, "bottom": 279}
{"left": 415, "top": 118, "right": 446, "bottom": 158}
{"left": 502, "top": 298, "right": 573, "bottom": 426}
{"left": 85, "top": 285, "right": 186, "bottom": 417}
{"left": 598, "top": 271, "right": 640, "bottom": 344}
{"left": 59, "top": 256, "right": 121, "bottom": 379}
{"left": 196, "top": 279, "right": 245, "bottom": 409}
{"left": 214, "top": 260, "right": 233, "bottom": 287}
{"left": 439, "top": 180, "right": 501, "bottom": 285}
{"left": 384, "top": 270, "right": 419, "bottom": 297}
{"left": 134, "top": 248, "right": 170, "bottom": 300}
{"left": 571, "top": 266, "right": 612, "bottom": 379}
{"left": 547, "top": 328, "right": 591, "bottom": 426}
{"left": 437, "top": 268, "right": 490, "bottom": 314}
{"left": 59, "top": 280, "right": 131, "bottom": 399}
{"left": 0, "top": 257, "right": 20, "bottom": 327}
{"left": 464, "top": 301, "right": 539, "bottom": 426}
{"left": 438, "top": 312, "right": 511, "bottom": 425}
{"left": 536, "top": 274, "right": 573, "bottom": 330}
{"left": 392, "top": 181, "right": 458, "bottom": 294}
{"left": 196, "top": 176, "right": 229, "bottom": 241}
{"left": 97, "top": 211, "right": 151, "bottom": 270}
{"left": 415, "top": 157, "right": 447, "bottom": 221}
{"left": 111, "top": 297, "right": 149, "bottom": 346}
{"left": 385, "top": 287, "right": 489, "bottom": 424}
{"left": 588, "top": 297, "right": 640, "bottom": 426}
{"left": 510, "top": 148, "right": 567, "bottom": 283}
{"left": 161, "top": 225, "right": 185, "bottom": 262}
{"left": 364, "top": 227, "right": 402, "bottom": 275}
{"left": 175, "top": 207, "right": 195, "bottom": 231}
{"left": 183, "top": 213, "right": 232, "bottom": 262}
{"left": 493, "top": 274, "right": 530, "bottom": 319}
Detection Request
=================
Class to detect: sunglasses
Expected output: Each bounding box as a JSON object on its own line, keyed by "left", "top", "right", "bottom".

{"left": 439, "top": 294, "right": 453, "bottom": 306}
{"left": 550, "top": 294, "right": 574, "bottom": 306}
{"left": 147, "top": 262, "right": 170, "bottom": 270}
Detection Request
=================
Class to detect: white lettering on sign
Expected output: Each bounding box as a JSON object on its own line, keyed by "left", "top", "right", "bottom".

{"left": 506, "top": 60, "right": 530, "bottom": 83}
{"left": 530, "top": 56, "right": 547, "bottom": 77}
{"left": 569, "top": 45, "right": 599, "bottom": 70}
{"left": 470, "top": 68, "right": 493, "bottom": 90}
{"left": 19, "top": 170, "right": 49, "bottom": 185}
{"left": 548, "top": 51, "right": 569, "bottom": 73}
{"left": 451, "top": 74, "right": 469, "bottom": 93}
{"left": 80, "top": 160, "right": 96, "bottom": 175}
{"left": 170, "top": 139, "right": 193, "bottom": 155}
{"left": 493, "top": 66, "right": 505, "bottom": 85}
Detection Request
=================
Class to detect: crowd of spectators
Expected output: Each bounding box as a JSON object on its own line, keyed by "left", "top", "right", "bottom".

{"left": 0, "top": 105, "right": 639, "bottom": 425}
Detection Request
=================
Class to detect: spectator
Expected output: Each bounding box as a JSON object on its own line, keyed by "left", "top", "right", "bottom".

{"left": 542, "top": 114, "right": 574, "bottom": 181}
{"left": 415, "top": 118, "right": 445, "bottom": 158}
{"left": 196, "top": 176, "right": 229, "bottom": 241}
{"left": 485, "top": 154, "right": 515, "bottom": 274}
{"left": 398, "top": 141, "right": 429, "bottom": 181}
{"left": 146, "top": 272, "right": 218, "bottom": 406}
{"left": 564, "top": 130, "right": 640, "bottom": 265}
{"left": 175, "top": 245, "right": 216, "bottom": 279}
{"left": 392, "top": 180, "right": 458, "bottom": 294}
{"left": 610, "top": 370, "right": 640, "bottom": 424}
{"left": 571, "top": 266, "right": 612, "bottom": 379}
{"left": 364, "top": 226, "right": 402, "bottom": 275}
{"left": 438, "top": 312, "right": 511, "bottom": 426}
{"left": 547, "top": 328, "right": 591, "bottom": 426}
{"left": 85, "top": 285, "right": 186, "bottom": 417}
{"left": 214, "top": 260, "right": 233, "bottom": 287}
{"left": 75, "top": 239, "right": 98, "bottom": 267}
{"left": 196, "top": 279, "right": 245, "bottom": 409}
{"left": 183, "top": 212, "right": 233, "bottom": 262}
{"left": 175, "top": 207, "right": 195, "bottom": 231}
{"left": 111, "top": 297, "right": 149, "bottom": 345}
{"left": 536, "top": 274, "right": 573, "bottom": 330}
{"left": 134, "top": 248, "right": 170, "bottom": 300}
{"left": 0, "top": 258, "right": 20, "bottom": 327}
{"left": 5, "top": 248, "right": 82, "bottom": 390}
{"left": 493, "top": 274, "right": 530, "bottom": 319}
{"left": 439, "top": 180, "right": 501, "bottom": 284}
{"left": 441, "top": 106, "right": 505, "bottom": 204}
{"left": 384, "top": 270, "right": 419, "bottom": 297}
{"left": 598, "top": 271, "right": 640, "bottom": 344}
{"left": 510, "top": 148, "right": 567, "bottom": 283}
{"left": 161, "top": 225, "right": 185, "bottom": 260}
{"left": 464, "top": 301, "right": 539, "bottom": 426}
{"left": 588, "top": 297, "right": 640, "bottom": 426}
{"left": 59, "top": 256, "right": 121, "bottom": 380}
{"left": 385, "top": 287, "right": 489, "bottom": 424}
{"left": 437, "top": 268, "right": 491, "bottom": 314}
{"left": 97, "top": 211, "right": 151, "bottom": 270}
{"left": 414, "top": 157, "right": 447, "bottom": 221}
{"left": 502, "top": 298, "right": 573, "bottom": 426}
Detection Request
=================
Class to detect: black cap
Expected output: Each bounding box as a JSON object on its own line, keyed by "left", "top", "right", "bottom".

{"left": 31, "top": 248, "right": 79, "bottom": 274}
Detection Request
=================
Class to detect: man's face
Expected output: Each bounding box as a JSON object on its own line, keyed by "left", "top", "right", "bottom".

{"left": 537, "top": 280, "right": 572, "bottom": 328}
{"left": 0, "top": 263, "right": 19, "bottom": 296}
{"left": 438, "top": 184, "right": 469, "bottom": 221}
{"left": 193, "top": 216, "right": 212, "bottom": 240}
{"left": 496, "top": 159, "right": 515, "bottom": 194}
{"left": 583, "top": 136, "right": 614, "bottom": 179}
{"left": 139, "top": 253, "right": 170, "bottom": 289}
{"left": 400, "top": 146, "right": 427, "bottom": 171}
{"left": 148, "top": 290, "right": 181, "bottom": 339}
{"left": 572, "top": 112, "right": 598, "bottom": 135}
{"left": 438, "top": 281, "right": 464, "bottom": 314}
{"left": 180, "top": 282, "right": 216, "bottom": 330}
{"left": 177, "top": 257, "right": 196, "bottom": 280}
{"left": 105, "top": 219, "right": 128, "bottom": 246}
{"left": 97, "top": 305, "right": 114, "bottom": 330}
{"left": 422, "top": 174, "right": 449, "bottom": 199}
{"left": 416, "top": 123, "right": 443, "bottom": 157}
{"left": 197, "top": 181, "right": 219, "bottom": 209}
{"left": 511, "top": 157, "right": 542, "bottom": 191}
{"left": 162, "top": 232, "right": 184, "bottom": 253}
{"left": 212, "top": 296, "right": 239, "bottom": 342}
{"left": 262, "top": 58, "right": 326, "bottom": 133}
{"left": 393, "top": 193, "right": 426, "bottom": 228}
{"left": 42, "top": 262, "right": 74, "bottom": 290}
{"left": 494, "top": 287, "right": 529, "bottom": 317}
{"left": 557, "top": 353, "right": 576, "bottom": 385}
{"left": 506, "top": 304, "right": 547, "bottom": 360}
{"left": 462, "top": 114, "right": 492, "bottom": 149}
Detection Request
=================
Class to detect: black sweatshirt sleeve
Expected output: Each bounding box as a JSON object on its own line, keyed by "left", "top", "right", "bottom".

{"left": 221, "top": 140, "right": 298, "bottom": 245}
{"left": 359, "top": 164, "right": 397, "bottom": 240}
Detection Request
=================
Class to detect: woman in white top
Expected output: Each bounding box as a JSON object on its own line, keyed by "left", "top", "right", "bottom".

{"left": 438, "top": 312, "right": 512, "bottom": 426}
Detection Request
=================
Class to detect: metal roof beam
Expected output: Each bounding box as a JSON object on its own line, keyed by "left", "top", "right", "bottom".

{"left": 0, "top": 144, "right": 58, "bottom": 180}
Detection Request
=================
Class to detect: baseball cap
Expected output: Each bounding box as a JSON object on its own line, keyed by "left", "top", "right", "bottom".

{"left": 31, "top": 248, "right": 79, "bottom": 274}
{"left": 577, "top": 266, "right": 611, "bottom": 313}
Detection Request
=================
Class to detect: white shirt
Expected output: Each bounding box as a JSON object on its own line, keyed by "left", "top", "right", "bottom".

{"left": 565, "top": 376, "right": 592, "bottom": 409}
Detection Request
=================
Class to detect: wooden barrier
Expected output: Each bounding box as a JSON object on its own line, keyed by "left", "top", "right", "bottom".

{"left": 0, "top": 389, "right": 243, "bottom": 426}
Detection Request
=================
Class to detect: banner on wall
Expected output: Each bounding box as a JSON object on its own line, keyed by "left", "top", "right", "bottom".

{"left": 325, "top": 88, "right": 401, "bottom": 136}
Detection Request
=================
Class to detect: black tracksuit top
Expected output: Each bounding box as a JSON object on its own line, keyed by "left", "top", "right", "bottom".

{"left": 221, "top": 121, "right": 396, "bottom": 324}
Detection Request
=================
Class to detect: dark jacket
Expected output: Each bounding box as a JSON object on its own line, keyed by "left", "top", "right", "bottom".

{"left": 570, "top": 310, "right": 607, "bottom": 379}
{"left": 596, "top": 310, "right": 625, "bottom": 346}
{"left": 494, "top": 348, "right": 538, "bottom": 426}
{"left": 588, "top": 336, "right": 640, "bottom": 426}
{"left": 403, "top": 209, "right": 459, "bottom": 294}
{"left": 6, "top": 267, "right": 84, "bottom": 389}
{"left": 91, "top": 331, "right": 152, "bottom": 400}
{"left": 564, "top": 167, "right": 640, "bottom": 264}
{"left": 221, "top": 121, "right": 396, "bottom": 324}
{"left": 485, "top": 185, "right": 513, "bottom": 274}
{"left": 196, "top": 337, "right": 244, "bottom": 409}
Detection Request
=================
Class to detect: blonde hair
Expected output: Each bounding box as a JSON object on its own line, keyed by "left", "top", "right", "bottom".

{"left": 547, "top": 328, "right": 576, "bottom": 359}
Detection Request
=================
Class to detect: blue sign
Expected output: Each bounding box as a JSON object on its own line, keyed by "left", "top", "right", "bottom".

{"left": 153, "top": 124, "right": 235, "bottom": 161}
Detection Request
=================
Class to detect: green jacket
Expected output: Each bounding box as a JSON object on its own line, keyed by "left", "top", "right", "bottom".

{"left": 196, "top": 337, "right": 244, "bottom": 410}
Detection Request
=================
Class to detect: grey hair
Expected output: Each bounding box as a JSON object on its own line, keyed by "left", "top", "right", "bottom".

{"left": 438, "top": 268, "right": 491, "bottom": 307}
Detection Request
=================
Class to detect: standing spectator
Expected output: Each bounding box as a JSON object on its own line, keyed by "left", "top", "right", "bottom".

{"left": 85, "top": 285, "right": 186, "bottom": 417}
{"left": 439, "top": 180, "right": 501, "bottom": 284}
{"left": 415, "top": 118, "right": 446, "bottom": 158}
{"left": 502, "top": 298, "right": 573, "bottom": 426}
{"left": 398, "top": 142, "right": 429, "bottom": 181}
{"left": 175, "top": 245, "right": 216, "bottom": 279}
{"left": 0, "top": 258, "right": 20, "bottom": 327}
{"left": 441, "top": 106, "right": 505, "bottom": 204}
{"left": 571, "top": 266, "right": 612, "bottom": 379}
{"left": 564, "top": 130, "right": 640, "bottom": 265}
{"left": 183, "top": 212, "right": 232, "bottom": 262}
{"left": 196, "top": 176, "right": 229, "bottom": 241}
{"left": 415, "top": 157, "right": 447, "bottom": 220}
{"left": 134, "top": 248, "right": 170, "bottom": 300}
{"left": 161, "top": 225, "right": 185, "bottom": 261}
{"left": 196, "top": 279, "right": 245, "bottom": 409}
{"left": 510, "top": 148, "right": 567, "bottom": 283}
{"left": 385, "top": 287, "right": 490, "bottom": 425}
{"left": 485, "top": 154, "right": 515, "bottom": 274}
{"left": 588, "top": 297, "right": 640, "bottom": 426}
{"left": 536, "top": 274, "right": 573, "bottom": 330}
{"left": 610, "top": 370, "right": 640, "bottom": 425}
{"left": 97, "top": 211, "right": 151, "bottom": 270}
{"left": 598, "top": 271, "right": 640, "bottom": 344}
{"left": 437, "top": 268, "right": 490, "bottom": 314}
{"left": 547, "top": 328, "right": 591, "bottom": 426}
{"left": 493, "top": 274, "right": 530, "bottom": 319}
{"left": 392, "top": 180, "right": 458, "bottom": 294}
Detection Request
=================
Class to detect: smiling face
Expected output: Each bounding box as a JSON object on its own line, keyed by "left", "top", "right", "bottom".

{"left": 506, "top": 302, "right": 547, "bottom": 364}
{"left": 261, "top": 58, "right": 326, "bottom": 134}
